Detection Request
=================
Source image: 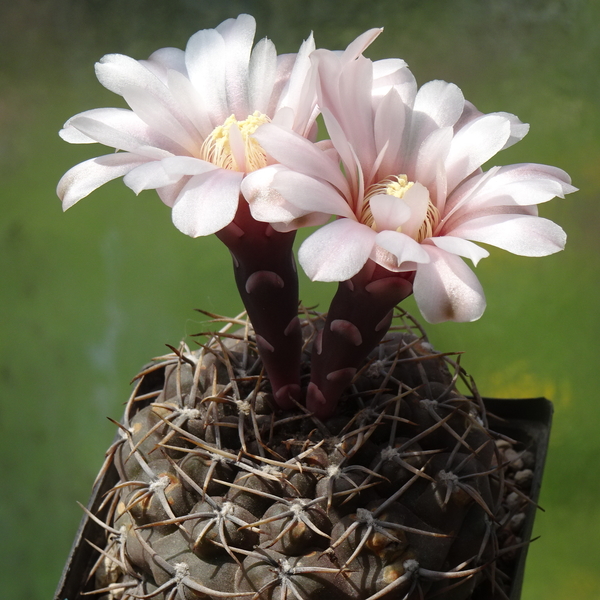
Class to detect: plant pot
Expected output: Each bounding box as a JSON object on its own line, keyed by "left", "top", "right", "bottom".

{"left": 55, "top": 395, "right": 551, "bottom": 600}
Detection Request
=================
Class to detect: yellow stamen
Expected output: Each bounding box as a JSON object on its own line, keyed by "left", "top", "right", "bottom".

{"left": 362, "top": 174, "right": 440, "bottom": 241}
{"left": 200, "top": 111, "right": 270, "bottom": 172}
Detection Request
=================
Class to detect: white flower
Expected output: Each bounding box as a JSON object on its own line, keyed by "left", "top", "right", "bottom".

{"left": 242, "top": 49, "right": 576, "bottom": 323}
{"left": 57, "top": 14, "right": 322, "bottom": 237}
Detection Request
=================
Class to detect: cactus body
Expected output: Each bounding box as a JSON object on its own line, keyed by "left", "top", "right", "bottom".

{"left": 85, "top": 311, "right": 536, "bottom": 600}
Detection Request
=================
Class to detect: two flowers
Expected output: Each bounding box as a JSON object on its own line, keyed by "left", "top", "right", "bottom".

{"left": 57, "top": 14, "right": 575, "bottom": 416}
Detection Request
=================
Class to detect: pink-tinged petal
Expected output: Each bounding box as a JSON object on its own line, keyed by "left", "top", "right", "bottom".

{"left": 373, "top": 89, "right": 407, "bottom": 177}
{"left": 253, "top": 123, "right": 350, "bottom": 196}
{"left": 414, "top": 245, "right": 486, "bottom": 323}
{"left": 185, "top": 28, "right": 228, "bottom": 124}
{"left": 341, "top": 28, "right": 383, "bottom": 60}
{"left": 227, "top": 121, "right": 248, "bottom": 171}
{"left": 430, "top": 236, "right": 489, "bottom": 266}
{"left": 277, "top": 33, "right": 316, "bottom": 133}
{"left": 248, "top": 37, "right": 278, "bottom": 114}
{"left": 448, "top": 213, "right": 566, "bottom": 256}
{"left": 270, "top": 169, "right": 355, "bottom": 219}
{"left": 242, "top": 165, "right": 306, "bottom": 224}
{"left": 397, "top": 182, "right": 432, "bottom": 239}
{"left": 161, "top": 155, "right": 218, "bottom": 176}
{"left": 62, "top": 113, "right": 177, "bottom": 160}
{"left": 140, "top": 47, "right": 187, "bottom": 82}
{"left": 372, "top": 58, "right": 417, "bottom": 104}
{"left": 370, "top": 194, "right": 411, "bottom": 231}
{"left": 414, "top": 128, "right": 452, "bottom": 208}
{"left": 453, "top": 100, "right": 484, "bottom": 131}
{"left": 95, "top": 53, "right": 170, "bottom": 100}
{"left": 166, "top": 69, "right": 215, "bottom": 139}
{"left": 445, "top": 114, "right": 511, "bottom": 191}
{"left": 123, "top": 154, "right": 218, "bottom": 194}
{"left": 299, "top": 219, "right": 376, "bottom": 282}
{"left": 447, "top": 163, "right": 576, "bottom": 219}
{"left": 120, "top": 85, "right": 201, "bottom": 155}
{"left": 215, "top": 14, "right": 255, "bottom": 119}
{"left": 337, "top": 56, "right": 377, "bottom": 168}
{"left": 375, "top": 230, "right": 430, "bottom": 267}
{"left": 267, "top": 53, "right": 297, "bottom": 117}
{"left": 60, "top": 107, "right": 185, "bottom": 155}
{"left": 493, "top": 111, "right": 529, "bottom": 149}
{"left": 156, "top": 177, "right": 190, "bottom": 207}
{"left": 412, "top": 80, "right": 465, "bottom": 132}
{"left": 171, "top": 169, "right": 243, "bottom": 237}
{"left": 123, "top": 161, "right": 181, "bottom": 193}
{"left": 57, "top": 153, "right": 150, "bottom": 210}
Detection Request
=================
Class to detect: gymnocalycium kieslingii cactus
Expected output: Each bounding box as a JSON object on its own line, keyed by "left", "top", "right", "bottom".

{"left": 56, "top": 13, "right": 575, "bottom": 599}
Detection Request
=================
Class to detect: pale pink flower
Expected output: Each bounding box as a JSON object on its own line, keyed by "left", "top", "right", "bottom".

{"left": 242, "top": 49, "right": 575, "bottom": 323}
{"left": 57, "top": 14, "right": 322, "bottom": 237}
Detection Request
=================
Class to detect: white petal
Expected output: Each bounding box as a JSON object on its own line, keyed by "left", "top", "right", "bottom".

{"left": 370, "top": 194, "right": 411, "bottom": 231}
{"left": 448, "top": 213, "right": 566, "bottom": 256}
{"left": 341, "top": 28, "right": 383, "bottom": 60}
{"left": 166, "top": 69, "right": 215, "bottom": 139}
{"left": 57, "top": 153, "right": 149, "bottom": 210}
{"left": 414, "top": 245, "right": 486, "bottom": 323}
{"left": 372, "top": 58, "right": 417, "bottom": 105}
{"left": 248, "top": 37, "right": 278, "bottom": 114}
{"left": 253, "top": 123, "right": 350, "bottom": 196}
{"left": 445, "top": 114, "right": 511, "bottom": 191}
{"left": 397, "top": 182, "right": 432, "bottom": 239}
{"left": 413, "top": 80, "right": 465, "bottom": 128}
{"left": 140, "top": 47, "right": 187, "bottom": 82}
{"left": 171, "top": 169, "right": 243, "bottom": 237}
{"left": 243, "top": 166, "right": 313, "bottom": 224}
{"left": 120, "top": 85, "right": 200, "bottom": 155}
{"left": 447, "top": 163, "right": 577, "bottom": 218}
{"left": 271, "top": 169, "right": 355, "bottom": 219}
{"left": 277, "top": 33, "right": 316, "bottom": 133}
{"left": 493, "top": 111, "right": 530, "bottom": 149}
{"left": 373, "top": 89, "right": 406, "bottom": 178}
{"left": 95, "top": 53, "right": 170, "bottom": 100}
{"left": 60, "top": 107, "right": 183, "bottom": 155}
{"left": 375, "top": 230, "right": 430, "bottom": 266}
{"left": 298, "top": 219, "right": 375, "bottom": 282}
{"left": 123, "top": 160, "right": 182, "bottom": 194}
{"left": 63, "top": 113, "right": 175, "bottom": 160}
{"left": 185, "top": 28, "right": 228, "bottom": 124}
{"left": 430, "top": 236, "right": 489, "bottom": 266}
{"left": 216, "top": 14, "right": 256, "bottom": 119}
{"left": 156, "top": 177, "right": 190, "bottom": 208}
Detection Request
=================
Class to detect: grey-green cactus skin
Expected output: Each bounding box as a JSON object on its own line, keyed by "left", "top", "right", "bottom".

{"left": 84, "top": 311, "right": 536, "bottom": 600}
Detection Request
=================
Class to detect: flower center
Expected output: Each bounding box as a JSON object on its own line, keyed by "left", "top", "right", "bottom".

{"left": 362, "top": 175, "right": 440, "bottom": 242}
{"left": 200, "top": 111, "right": 270, "bottom": 172}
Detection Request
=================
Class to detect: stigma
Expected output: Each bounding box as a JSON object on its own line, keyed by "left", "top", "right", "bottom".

{"left": 200, "top": 111, "right": 270, "bottom": 172}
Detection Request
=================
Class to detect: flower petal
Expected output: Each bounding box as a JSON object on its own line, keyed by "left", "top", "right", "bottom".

{"left": 248, "top": 37, "right": 278, "bottom": 114}
{"left": 445, "top": 114, "right": 511, "bottom": 191}
{"left": 414, "top": 245, "right": 486, "bottom": 323}
{"left": 171, "top": 169, "right": 243, "bottom": 237}
{"left": 216, "top": 14, "right": 255, "bottom": 119}
{"left": 253, "top": 123, "right": 350, "bottom": 196}
{"left": 57, "top": 153, "right": 150, "bottom": 210}
{"left": 62, "top": 113, "right": 176, "bottom": 159}
{"left": 374, "top": 230, "right": 430, "bottom": 267}
{"left": 448, "top": 213, "right": 566, "bottom": 256}
{"left": 370, "top": 194, "right": 411, "bottom": 231}
{"left": 430, "top": 236, "right": 489, "bottom": 266}
{"left": 185, "top": 27, "right": 228, "bottom": 124}
{"left": 298, "top": 219, "right": 376, "bottom": 281}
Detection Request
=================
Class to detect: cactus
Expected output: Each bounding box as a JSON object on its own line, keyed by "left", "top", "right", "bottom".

{"left": 80, "top": 309, "right": 537, "bottom": 600}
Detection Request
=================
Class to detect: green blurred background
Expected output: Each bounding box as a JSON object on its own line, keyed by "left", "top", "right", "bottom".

{"left": 1, "top": 0, "right": 598, "bottom": 598}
